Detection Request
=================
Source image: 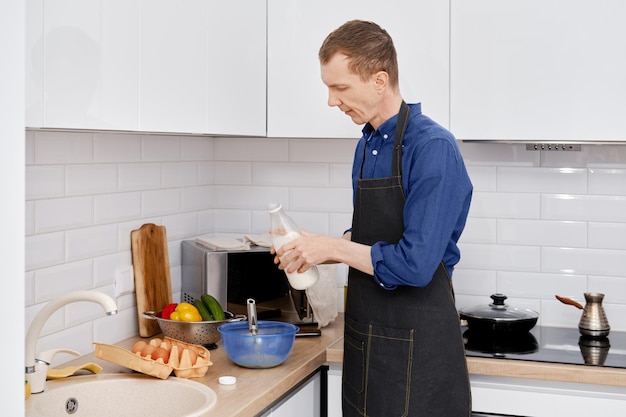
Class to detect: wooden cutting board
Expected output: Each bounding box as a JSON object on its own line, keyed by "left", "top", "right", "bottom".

{"left": 131, "top": 223, "right": 172, "bottom": 337}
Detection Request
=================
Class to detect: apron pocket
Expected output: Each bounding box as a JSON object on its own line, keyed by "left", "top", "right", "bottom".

{"left": 343, "top": 332, "right": 365, "bottom": 395}
{"left": 343, "top": 315, "right": 414, "bottom": 417}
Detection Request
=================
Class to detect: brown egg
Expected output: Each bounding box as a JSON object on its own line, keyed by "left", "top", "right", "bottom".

{"left": 140, "top": 344, "right": 157, "bottom": 358}
{"left": 151, "top": 347, "right": 170, "bottom": 363}
{"left": 131, "top": 340, "right": 147, "bottom": 354}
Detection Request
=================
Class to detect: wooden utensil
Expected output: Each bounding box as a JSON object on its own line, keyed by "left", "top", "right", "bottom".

{"left": 131, "top": 223, "right": 172, "bottom": 337}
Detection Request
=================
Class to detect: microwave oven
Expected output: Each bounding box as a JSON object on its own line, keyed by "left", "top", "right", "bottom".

{"left": 181, "top": 240, "right": 315, "bottom": 325}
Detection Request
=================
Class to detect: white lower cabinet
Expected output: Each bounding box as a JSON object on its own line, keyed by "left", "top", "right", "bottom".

{"left": 324, "top": 368, "right": 626, "bottom": 417}
{"left": 471, "top": 375, "right": 626, "bottom": 417}
{"left": 327, "top": 364, "right": 342, "bottom": 417}
{"left": 260, "top": 371, "right": 322, "bottom": 417}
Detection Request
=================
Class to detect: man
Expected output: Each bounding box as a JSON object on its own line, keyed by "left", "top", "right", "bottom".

{"left": 275, "top": 20, "right": 472, "bottom": 416}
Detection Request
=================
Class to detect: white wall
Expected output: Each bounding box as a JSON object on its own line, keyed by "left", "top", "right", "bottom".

{"left": 25, "top": 131, "right": 626, "bottom": 362}
{"left": 2, "top": 0, "right": 25, "bottom": 414}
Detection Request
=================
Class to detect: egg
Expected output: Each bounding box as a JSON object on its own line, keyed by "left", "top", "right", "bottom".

{"left": 149, "top": 337, "right": 162, "bottom": 347}
{"left": 131, "top": 340, "right": 147, "bottom": 354}
{"left": 140, "top": 344, "right": 157, "bottom": 358}
{"left": 151, "top": 347, "right": 170, "bottom": 363}
{"left": 160, "top": 340, "right": 172, "bottom": 352}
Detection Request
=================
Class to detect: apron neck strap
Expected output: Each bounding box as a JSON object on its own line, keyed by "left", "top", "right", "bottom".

{"left": 392, "top": 101, "right": 410, "bottom": 177}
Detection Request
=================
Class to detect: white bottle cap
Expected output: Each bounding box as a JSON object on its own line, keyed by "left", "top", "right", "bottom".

{"left": 218, "top": 375, "right": 237, "bottom": 385}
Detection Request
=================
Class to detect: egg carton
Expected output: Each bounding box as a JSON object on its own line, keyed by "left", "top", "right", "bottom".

{"left": 94, "top": 337, "right": 212, "bottom": 380}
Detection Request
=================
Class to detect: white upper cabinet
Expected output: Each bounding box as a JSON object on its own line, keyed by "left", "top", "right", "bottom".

{"left": 140, "top": 0, "right": 266, "bottom": 135}
{"left": 267, "top": 0, "right": 450, "bottom": 138}
{"left": 450, "top": 0, "right": 626, "bottom": 142}
{"left": 26, "top": 0, "right": 266, "bottom": 136}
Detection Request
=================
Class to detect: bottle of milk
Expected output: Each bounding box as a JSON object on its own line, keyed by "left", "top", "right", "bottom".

{"left": 267, "top": 201, "right": 319, "bottom": 290}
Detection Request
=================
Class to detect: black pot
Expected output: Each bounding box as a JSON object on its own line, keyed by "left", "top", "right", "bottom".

{"left": 459, "top": 294, "right": 538, "bottom": 335}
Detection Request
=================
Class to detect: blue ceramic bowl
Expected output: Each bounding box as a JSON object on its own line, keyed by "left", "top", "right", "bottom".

{"left": 217, "top": 321, "right": 299, "bottom": 368}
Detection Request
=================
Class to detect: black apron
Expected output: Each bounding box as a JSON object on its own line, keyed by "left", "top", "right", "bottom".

{"left": 342, "top": 102, "right": 471, "bottom": 417}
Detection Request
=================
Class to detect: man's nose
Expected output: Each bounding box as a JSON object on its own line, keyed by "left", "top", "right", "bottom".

{"left": 327, "top": 93, "right": 341, "bottom": 107}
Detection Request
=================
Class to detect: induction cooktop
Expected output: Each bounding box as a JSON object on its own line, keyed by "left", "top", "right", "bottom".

{"left": 462, "top": 325, "right": 626, "bottom": 369}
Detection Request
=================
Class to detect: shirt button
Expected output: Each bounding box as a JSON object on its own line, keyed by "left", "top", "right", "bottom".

{"left": 383, "top": 134, "right": 388, "bottom": 139}
{"left": 372, "top": 149, "right": 378, "bottom": 155}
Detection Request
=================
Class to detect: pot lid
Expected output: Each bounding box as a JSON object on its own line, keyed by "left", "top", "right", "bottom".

{"left": 459, "top": 294, "right": 539, "bottom": 322}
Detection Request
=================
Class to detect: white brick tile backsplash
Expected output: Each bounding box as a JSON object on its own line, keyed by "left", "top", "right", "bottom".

{"left": 497, "top": 219, "right": 587, "bottom": 247}
{"left": 497, "top": 271, "right": 587, "bottom": 299}
{"left": 34, "top": 130, "right": 93, "bottom": 164}
{"left": 34, "top": 259, "right": 93, "bottom": 303}
{"left": 180, "top": 136, "right": 213, "bottom": 161}
{"left": 118, "top": 163, "right": 161, "bottom": 191}
{"left": 497, "top": 167, "right": 587, "bottom": 194}
{"left": 25, "top": 232, "right": 65, "bottom": 270}
{"left": 330, "top": 163, "right": 352, "bottom": 187}
{"left": 589, "top": 222, "right": 626, "bottom": 250}
{"left": 161, "top": 162, "right": 197, "bottom": 188}
{"left": 95, "top": 307, "right": 138, "bottom": 345}
{"left": 215, "top": 137, "right": 288, "bottom": 161}
{"left": 181, "top": 185, "right": 213, "bottom": 212}
{"left": 93, "top": 251, "right": 133, "bottom": 288}
{"left": 142, "top": 188, "right": 181, "bottom": 217}
{"left": 214, "top": 161, "right": 251, "bottom": 185}
{"left": 466, "top": 166, "right": 496, "bottom": 191}
{"left": 26, "top": 165, "right": 65, "bottom": 199}
{"left": 198, "top": 161, "right": 214, "bottom": 184}
{"left": 94, "top": 192, "right": 142, "bottom": 224}
{"left": 161, "top": 212, "right": 199, "bottom": 240}
{"left": 141, "top": 135, "right": 181, "bottom": 161}
{"left": 35, "top": 196, "right": 93, "bottom": 233}
{"left": 253, "top": 162, "right": 330, "bottom": 186}
{"left": 24, "top": 131, "right": 626, "bottom": 353}
{"left": 289, "top": 138, "right": 358, "bottom": 163}
{"left": 542, "top": 194, "right": 626, "bottom": 222}
{"left": 290, "top": 187, "right": 352, "bottom": 213}
{"left": 213, "top": 209, "right": 253, "bottom": 234}
{"left": 451, "top": 268, "right": 497, "bottom": 295}
{"left": 589, "top": 168, "right": 626, "bottom": 195}
{"left": 94, "top": 133, "right": 142, "bottom": 162}
{"left": 542, "top": 247, "right": 626, "bottom": 277}
{"left": 460, "top": 218, "right": 497, "bottom": 243}
{"left": 457, "top": 243, "right": 540, "bottom": 272}
{"left": 215, "top": 185, "right": 289, "bottom": 210}
{"left": 469, "top": 192, "right": 540, "bottom": 219}
{"left": 66, "top": 164, "right": 118, "bottom": 195}
{"left": 65, "top": 224, "right": 118, "bottom": 262}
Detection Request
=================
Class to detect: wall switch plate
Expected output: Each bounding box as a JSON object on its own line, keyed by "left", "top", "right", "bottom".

{"left": 114, "top": 265, "right": 135, "bottom": 297}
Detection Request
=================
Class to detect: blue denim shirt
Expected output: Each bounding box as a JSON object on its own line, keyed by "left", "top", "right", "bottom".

{"left": 351, "top": 103, "right": 473, "bottom": 289}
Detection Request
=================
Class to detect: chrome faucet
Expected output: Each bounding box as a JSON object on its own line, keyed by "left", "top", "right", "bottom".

{"left": 25, "top": 290, "right": 118, "bottom": 394}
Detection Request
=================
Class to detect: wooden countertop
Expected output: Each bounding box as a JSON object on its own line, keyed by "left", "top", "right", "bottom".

{"left": 64, "top": 315, "right": 345, "bottom": 417}
{"left": 48, "top": 314, "right": 626, "bottom": 417}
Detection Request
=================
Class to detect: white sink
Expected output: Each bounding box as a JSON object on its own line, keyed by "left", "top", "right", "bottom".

{"left": 25, "top": 373, "right": 217, "bottom": 417}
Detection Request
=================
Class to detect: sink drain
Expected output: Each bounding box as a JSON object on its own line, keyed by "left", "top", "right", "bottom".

{"left": 65, "top": 397, "right": 78, "bottom": 414}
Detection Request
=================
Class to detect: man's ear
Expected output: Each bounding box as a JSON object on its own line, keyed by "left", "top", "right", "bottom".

{"left": 373, "top": 71, "right": 389, "bottom": 92}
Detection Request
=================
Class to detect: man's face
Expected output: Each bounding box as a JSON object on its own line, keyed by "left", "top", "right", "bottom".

{"left": 321, "top": 53, "right": 382, "bottom": 127}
